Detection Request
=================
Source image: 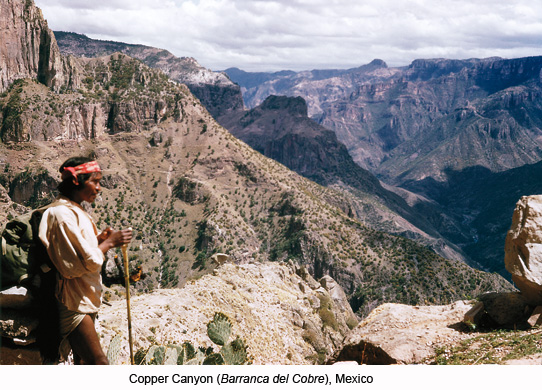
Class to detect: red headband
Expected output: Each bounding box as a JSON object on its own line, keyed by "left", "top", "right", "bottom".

{"left": 61, "top": 161, "right": 101, "bottom": 181}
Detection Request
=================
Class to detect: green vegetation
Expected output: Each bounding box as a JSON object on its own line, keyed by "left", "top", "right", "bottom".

{"left": 0, "top": 79, "right": 26, "bottom": 141}
{"left": 428, "top": 328, "right": 542, "bottom": 365}
{"left": 234, "top": 162, "right": 257, "bottom": 183}
{"left": 125, "top": 312, "right": 251, "bottom": 365}
{"left": 269, "top": 216, "right": 306, "bottom": 262}
{"left": 173, "top": 176, "right": 203, "bottom": 204}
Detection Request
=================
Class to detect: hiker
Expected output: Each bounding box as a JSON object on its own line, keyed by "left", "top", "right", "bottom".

{"left": 38, "top": 156, "right": 132, "bottom": 364}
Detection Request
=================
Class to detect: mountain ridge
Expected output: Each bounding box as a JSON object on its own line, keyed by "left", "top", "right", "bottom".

{"left": 224, "top": 56, "right": 542, "bottom": 276}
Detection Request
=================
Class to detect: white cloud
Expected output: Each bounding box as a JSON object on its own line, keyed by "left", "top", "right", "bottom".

{"left": 34, "top": 0, "right": 542, "bottom": 71}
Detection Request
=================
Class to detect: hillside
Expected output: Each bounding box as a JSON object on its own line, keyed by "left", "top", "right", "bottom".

{"left": 218, "top": 94, "right": 469, "bottom": 262}
{"left": 225, "top": 57, "right": 542, "bottom": 277}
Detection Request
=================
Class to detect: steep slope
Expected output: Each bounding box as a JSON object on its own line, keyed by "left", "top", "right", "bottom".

{"left": 403, "top": 161, "right": 542, "bottom": 275}
{"left": 53, "top": 31, "right": 244, "bottom": 119}
{"left": 219, "top": 94, "right": 467, "bottom": 262}
{"left": 1, "top": 0, "right": 512, "bottom": 321}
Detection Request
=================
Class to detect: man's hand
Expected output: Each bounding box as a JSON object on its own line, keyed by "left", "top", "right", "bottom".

{"left": 98, "top": 227, "right": 133, "bottom": 253}
{"left": 97, "top": 227, "right": 113, "bottom": 244}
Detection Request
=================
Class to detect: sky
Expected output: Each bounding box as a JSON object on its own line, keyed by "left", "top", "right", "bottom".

{"left": 34, "top": 0, "right": 542, "bottom": 72}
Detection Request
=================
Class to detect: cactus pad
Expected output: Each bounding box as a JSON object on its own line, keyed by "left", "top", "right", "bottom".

{"left": 221, "top": 337, "right": 249, "bottom": 365}
{"left": 207, "top": 312, "right": 232, "bottom": 346}
{"left": 164, "top": 347, "right": 179, "bottom": 365}
{"left": 106, "top": 334, "right": 122, "bottom": 365}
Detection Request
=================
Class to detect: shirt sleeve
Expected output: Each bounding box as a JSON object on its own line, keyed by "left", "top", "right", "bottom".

{"left": 39, "top": 206, "right": 104, "bottom": 279}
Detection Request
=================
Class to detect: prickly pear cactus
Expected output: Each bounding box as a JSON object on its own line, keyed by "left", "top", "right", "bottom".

{"left": 106, "top": 334, "right": 122, "bottom": 365}
{"left": 203, "top": 353, "right": 225, "bottom": 365}
{"left": 207, "top": 312, "right": 232, "bottom": 346}
{"left": 133, "top": 312, "right": 251, "bottom": 365}
{"left": 146, "top": 345, "right": 166, "bottom": 365}
{"left": 221, "top": 337, "right": 249, "bottom": 365}
{"left": 164, "top": 347, "right": 179, "bottom": 365}
{"left": 184, "top": 348, "right": 207, "bottom": 365}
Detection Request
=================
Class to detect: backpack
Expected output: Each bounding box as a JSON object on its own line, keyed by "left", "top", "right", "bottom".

{"left": 1, "top": 206, "right": 54, "bottom": 290}
{"left": 0, "top": 203, "right": 61, "bottom": 363}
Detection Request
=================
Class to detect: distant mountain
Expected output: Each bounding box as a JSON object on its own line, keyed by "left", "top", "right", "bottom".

{"left": 225, "top": 57, "right": 542, "bottom": 276}
{"left": 223, "top": 67, "right": 297, "bottom": 90}
{"left": 225, "top": 59, "right": 397, "bottom": 117}
{"left": 225, "top": 57, "right": 542, "bottom": 182}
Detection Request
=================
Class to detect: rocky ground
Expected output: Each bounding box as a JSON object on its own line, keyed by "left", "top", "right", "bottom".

{"left": 97, "top": 261, "right": 358, "bottom": 365}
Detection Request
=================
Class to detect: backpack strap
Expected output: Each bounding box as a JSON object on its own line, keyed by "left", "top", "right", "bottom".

{"left": 1, "top": 235, "right": 6, "bottom": 257}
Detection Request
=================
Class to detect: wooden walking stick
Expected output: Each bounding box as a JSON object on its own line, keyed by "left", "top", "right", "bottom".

{"left": 121, "top": 229, "right": 135, "bottom": 365}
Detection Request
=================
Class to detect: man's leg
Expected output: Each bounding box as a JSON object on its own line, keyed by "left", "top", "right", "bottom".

{"left": 68, "top": 314, "right": 108, "bottom": 365}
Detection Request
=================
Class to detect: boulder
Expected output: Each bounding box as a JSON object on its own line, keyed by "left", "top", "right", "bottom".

{"left": 478, "top": 292, "right": 530, "bottom": 327}
{"left": 527, "top": 306, "right": 542, "bottom": 327}
{"left": 463, "top": 301, "right": 484, "bottom": 326}
{"left": 331, "top": 301, "right": 472, "bottom": 365}
{"left": 504, "top": 195, "right": 542, "bottom": 305}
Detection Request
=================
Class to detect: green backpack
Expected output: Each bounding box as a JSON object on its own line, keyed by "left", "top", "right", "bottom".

{"left": 0, "top": 205, "right": 53, "bottom": 290}
{"left": 1, "top": 203, "right": 62, "bottom": 363}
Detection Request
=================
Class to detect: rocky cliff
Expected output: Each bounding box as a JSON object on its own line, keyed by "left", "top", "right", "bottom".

{"left": 0, "top": 53, "right": 188, "bottom": 142}
{"left": 0, "top": 0, "right": 76, "bottom": 94}
{"left": 53, "top": 31, "right": 244, "bottom": 119}
{"left": 226, "top": 57, "right": 542, "bottom": 278}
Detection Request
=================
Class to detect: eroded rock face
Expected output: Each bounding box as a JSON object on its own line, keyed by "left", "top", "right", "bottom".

{"left": 0, "top": 0, "right": 69, "bottom": 93}
{"left": 505, "top": 195, "right": 542, "bottom": 305}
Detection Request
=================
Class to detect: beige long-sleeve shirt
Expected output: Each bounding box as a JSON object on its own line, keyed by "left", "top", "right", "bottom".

{"left": 38, "top": 196, "right": 104, "bottom": 313}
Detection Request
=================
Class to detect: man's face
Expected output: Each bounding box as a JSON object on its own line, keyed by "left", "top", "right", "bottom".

{"left": 76, "top": 172, "right": 102, "bottom": 204}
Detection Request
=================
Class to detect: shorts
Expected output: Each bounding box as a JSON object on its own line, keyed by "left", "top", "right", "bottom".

{"left": 57, "top": 301, "right": 97, "bottom": 362}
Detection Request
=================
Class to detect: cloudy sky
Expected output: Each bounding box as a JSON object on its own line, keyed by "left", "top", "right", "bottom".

{"left": 34, "top": 0, "right": 542, "bottom": 72}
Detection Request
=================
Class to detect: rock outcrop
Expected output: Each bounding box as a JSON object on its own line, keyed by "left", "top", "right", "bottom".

{"left": 0, "top": 0, "right": 72, "bottom": 93}
{"left": 1, "top": 262, "right": 356, "bottom": 365}
{"left": 505, "top": 195, "right": 542, "bottom": 305}
{"left": 98, "top": 261, "right": 358, "bottom": 365}
{"left": 53, "top": 31, "right": 245, "bottom": 119}
{"left": 331, "top": 301, "right": 472, "bottom": 365}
